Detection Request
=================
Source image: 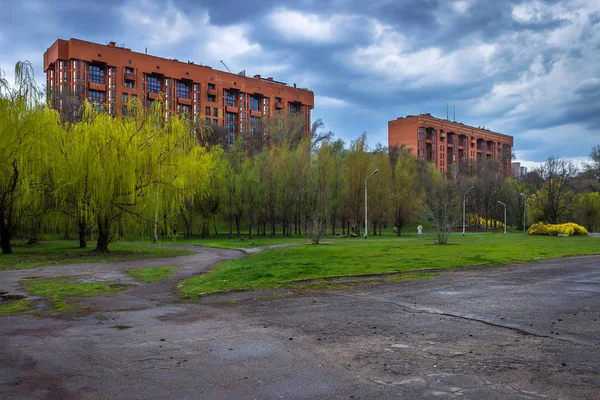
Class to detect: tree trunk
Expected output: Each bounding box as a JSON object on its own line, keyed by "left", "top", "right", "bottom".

{"left": 95, "top": 216, "right": 110, "bottom": 253}
{"left": 213, "top": 216, "right": 218, "bottom": 235}
{"left": 0, "top": 212, "right": 13, "bottom": 254}
{"left": 78, "top": 218, "right": 87, "bottom": 248}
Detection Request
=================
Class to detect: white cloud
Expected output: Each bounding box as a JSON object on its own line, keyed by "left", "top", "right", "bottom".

{"left": 119, "top": 0, "right": 262, "bottom": 62}
{"left": 121, "top": 0, "right": 194, "bottom": 47}
{"left": 346, "top": 22, "right": 499, "bottom": 89}
{"left": 453, "top": 0, "right": 471, "bottom": 13}
{"left": 267, "top": 9, "right": 368, "bottom": 44}
{"left": 315, "top": 95, "right": 348, "bottom": 108}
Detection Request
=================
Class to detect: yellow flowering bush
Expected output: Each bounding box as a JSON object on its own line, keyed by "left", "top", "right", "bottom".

{"left": 466, "top": 214, "right": 504, "bottom": 228}
{"left": 528, "top": 222, "right": 588, "bottom": 236}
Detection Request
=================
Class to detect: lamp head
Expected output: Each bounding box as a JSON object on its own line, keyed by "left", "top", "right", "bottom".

{"left": 373, "top": 169, "right": 379, "bottom": 174}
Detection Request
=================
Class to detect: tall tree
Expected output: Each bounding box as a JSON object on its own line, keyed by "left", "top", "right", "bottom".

{"left": 0, "top": 62, "right": 55, "bottom": 254}
{"left": 345, "top": 133, "right": 371, "bottom": 235}
{"left": 391, "top": 148, "right": 422, "bottom": 235}
{"left": 56, "top": 100, "right": 210, "bottom": 252}
{"left": 532, "top": 156, "right": 578, "bottom": 224}
{"left": 422, "top": 167, "right": 460, "bottom": 244}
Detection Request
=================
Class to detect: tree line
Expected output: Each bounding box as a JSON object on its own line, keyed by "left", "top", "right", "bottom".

{"left": 1, "top": 62, "right": 599, "bottom": 254}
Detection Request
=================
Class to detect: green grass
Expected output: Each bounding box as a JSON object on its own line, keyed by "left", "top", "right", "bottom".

{"left": 179, "top": 233, "right": 600, "bottom": 297}
{"left": 23, "top": 278, "right": 129, "bottom": 311}
{"left": 126, "top": 266, "right": 179, "bottom": 283}
{"left": 158, "top": 235, "right": 312, "bottom": 249}
{"left": 0, "top": 241, "right": 193, "bottom": 271}
{"left": 0, "top": 300, "right": 32, "bottom": 315}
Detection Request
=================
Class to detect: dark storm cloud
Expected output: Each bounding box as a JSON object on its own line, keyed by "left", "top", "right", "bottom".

{"left": 1, "top": 0, "right": 598, "bottom": 165}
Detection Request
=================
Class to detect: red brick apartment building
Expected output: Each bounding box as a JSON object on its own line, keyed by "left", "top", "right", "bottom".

{"left": 388, "top": 114, "right": 514, "bottom": 175}
{"left": 44, "top": 38, "right": 314, "bottom": 138}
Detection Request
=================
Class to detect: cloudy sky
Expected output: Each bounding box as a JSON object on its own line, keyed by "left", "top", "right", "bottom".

{"left": 1, "top": 0, "right": 599, "bottom": 166}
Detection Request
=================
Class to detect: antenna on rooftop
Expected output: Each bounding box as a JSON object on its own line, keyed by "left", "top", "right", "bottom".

{"left": 446, "top": 102, "right": 449, "bottom": 121}
{"left": 220, "top": 60, "right": 232, "bottom": 73}
{"left": 238, "top": 70, "right": 246, "bottom": 76}
{"left": 453, "top": 104, "right": 456, "bottom": 122}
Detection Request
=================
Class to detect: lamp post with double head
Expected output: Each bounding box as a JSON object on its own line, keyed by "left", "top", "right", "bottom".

{"left": 497, "top": 201, "right": 507, "bottom": 234}
{"left": 462, "top": 186, "right": 474, "bottom": 236}
{"left": 364, "top": 169, "right": 379, "bottom": 239}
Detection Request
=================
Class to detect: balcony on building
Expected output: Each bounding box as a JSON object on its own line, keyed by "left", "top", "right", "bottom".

{"left": 447, "top": 133, "right": 455, "bottom": 146}
{"left": 250, "top": 94, "right": 262, "bottom": 117}
{"left": 274, "top": 96, "right": 283, "bottom": 109}
{"left": 124, "top": 67, "right": 135, "bottom": 83}
{"left": 177, "top": 80, "right": 192, "bottom": 105}
{"left": 425, "top": 128, "right": 434, "bottom": 142}
{"left": 147, "top": 74, "right": 162, "bottom": 100}
{"left": 89, "top": 81, "right": 106, "bottom": 91}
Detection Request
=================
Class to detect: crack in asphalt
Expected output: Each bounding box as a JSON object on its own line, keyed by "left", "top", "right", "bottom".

{"left": 332, "top": 292, "right": 600, "bottom": 350}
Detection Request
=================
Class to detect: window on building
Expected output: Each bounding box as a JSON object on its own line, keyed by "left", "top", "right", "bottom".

{"left": 177, "top": 81, "right": 189, "bottom": 98}
{"left": 125, "top": 67, "right": 134, "bottom": 74}
{"left": 147, "top": 75, "right": 161, "bottom": 93}
{"left": 289, "top": 103, "right": 298, "bottom": 113}
{"left": 205, "top": 106, "right": 210, "bottom": 115}
{"left": 125, "top": 81, "right": 134, "bottom": 88}
{"left": 88, "top": 90, "right": 105, "bottom": 102}
{"left": 88, "top": 64, "right": 105, "bottom": 84}
{"left": 225, "top": 91, "right": 236, "bottom": 107}
{"left": 213, "top": 107, "right": 218, "bottom": 116}
{"left": 207, "top": 94, "right": 216, "bottom": 102}
{"left": 177, "top": 104, "right": 190, "bottom": 115}
{"left": 250, "top": 116, "right": 260, "bottom": 126}
{"left": 250, "top": 95, "right": 260, "bottom": 111}
{"left": 226, "top": 112, "right": 236, "bottom": 122}
{"left": 226, "top": 122, "right": 236, "bottom": 132}
{"left": 208, "top": 83, "right": 215, "bottom": 90}
{"left": 213, "top": 119, "right": 218, "bottom": 125}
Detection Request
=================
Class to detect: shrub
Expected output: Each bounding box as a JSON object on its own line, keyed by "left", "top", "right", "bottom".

{"left": 466, "top": 214, "right": 504, "bottom": 228}
{"left": 528, "top": 222, "right": 588, "bottom": 236}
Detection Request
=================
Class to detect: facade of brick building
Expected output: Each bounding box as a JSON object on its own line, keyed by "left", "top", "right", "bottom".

{"left": 43, "top": 38, "right": 314, "bottom": 139}
{"left": 388, "top": 114, "right": 514, "bottom": 175}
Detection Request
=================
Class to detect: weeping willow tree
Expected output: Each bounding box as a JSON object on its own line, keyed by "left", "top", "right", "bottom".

{"left": 54, "top": 98, "right": 213, "bottom": 252}
{"left": 0, "top": 62, "right": 58, "bottom": 254}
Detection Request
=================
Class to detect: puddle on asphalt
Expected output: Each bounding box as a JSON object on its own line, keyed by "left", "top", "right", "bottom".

{"left": 0, "top": 293, "right": 26, "bottom": 302}
{"left": 436, "top": 291, "right": 460, "bottom": 295}
{"left": 111, "top": 325, "right": 133, "bottom": 330}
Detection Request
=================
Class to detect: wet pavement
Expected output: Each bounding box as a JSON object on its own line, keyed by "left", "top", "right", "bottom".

{"left": 1, "top": 250, "right": 599, "bottom": 399}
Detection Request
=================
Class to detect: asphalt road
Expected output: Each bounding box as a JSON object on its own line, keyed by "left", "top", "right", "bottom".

{"left": 1, "top": 252, "right": 599, "bottom": 399}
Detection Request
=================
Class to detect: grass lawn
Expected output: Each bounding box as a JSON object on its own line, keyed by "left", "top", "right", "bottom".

{"left": 157, "top": 235, "right": 313, "bottom": 249}
{"left": 0, "top": 300, "right": 32, "bottom": 315}
{"left": 126, "top": 266, "right": 180, "bottom": 283}
{"left": 179, "top": 233, "right": 600, "bottom": 297}
{"left": 23, "top": 278, "right": 129, "bottom": 311}
{"left": 0, "top": 241, "right": 193, "bottom": 271}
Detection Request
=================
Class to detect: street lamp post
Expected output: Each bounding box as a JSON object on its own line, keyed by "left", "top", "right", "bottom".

{"left": 364, "top": 169, "right": 379, "bottom": 239}
{"left": 462, "top": 186, "right": 474, "bottom": 236}
{"left": 497, "top": 201, "right": 507, "bottom": 235}
{"left": 520, "top": 193, "right": 530, "bottom": 233}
